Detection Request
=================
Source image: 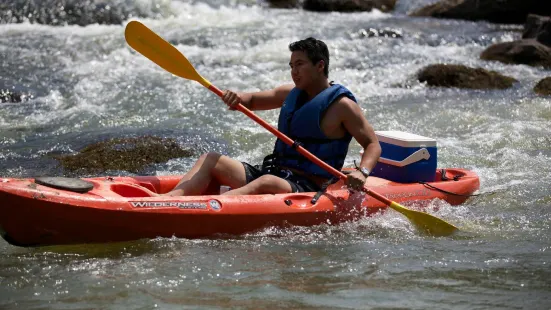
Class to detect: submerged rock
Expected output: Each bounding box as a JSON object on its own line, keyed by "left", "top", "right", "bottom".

{"left": 0, "top": 0, "right": 151, "bottom": 26}
{"left": 54, "top": 136, "right": 194, "bottom": 174}
{"left": 0, "top": 89, "right": 33, "bottom": 103}
{"left": 302, "top": 0, "right": 396, "bottom": 12}
{"left": 481, "top": 15, "right": 551, "bottom": 68}
{"left": 357, "top": 27, "right": 403, "bottom": 38}
{"left": 534, "top": 77, "right": 551, "bottom": 96}
{"left": 409, "top": 0, "right": 551, "bottom": 25}
{"left": 417, "top": 64, "right": 517, "bottom": 89}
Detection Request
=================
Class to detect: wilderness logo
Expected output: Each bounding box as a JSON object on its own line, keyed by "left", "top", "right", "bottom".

{"left": 130, "top": 201, "right": 208, "bottom": 210}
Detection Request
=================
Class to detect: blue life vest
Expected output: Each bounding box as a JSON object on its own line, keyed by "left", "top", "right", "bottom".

{"left": 273, "top": 83, "right": 357, "bottom": 179}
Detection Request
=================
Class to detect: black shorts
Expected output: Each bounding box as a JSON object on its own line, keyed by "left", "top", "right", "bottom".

{"left": 241, "top": 162, "right": 320, "bottom": 193}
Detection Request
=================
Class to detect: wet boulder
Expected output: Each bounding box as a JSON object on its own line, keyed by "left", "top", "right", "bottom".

{"left": 534, "top": 77, "right": 551, "bottom": 96}
{"left": 417, "top": 64, "right": 517, "bottom": 89}
{"left": 480, "top": 15, "right": 551, "bottom": 68}
{"left": 302, "top": 0, "right": 396, "bottom": 12}
{"left": 54, "top": 136, "right": 194, "bottom": 174}
{"left": 480, "top": 40, "right": 551, "bottom": 68}
{"left": 0, "top": 0, "right": 150, "bottom": 26}
{"left": 409, "top": 0, "right": 551, "bottom": 25}
{"left": 522, "top": 15, "right": 551, "bottom": 47}
{"left": 266, "top": 0, "right": 301, "bottom": 8}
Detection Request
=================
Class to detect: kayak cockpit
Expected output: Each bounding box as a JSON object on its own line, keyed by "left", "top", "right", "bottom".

{"left": 110, "top": 183, "right": 157, "bottom": 197}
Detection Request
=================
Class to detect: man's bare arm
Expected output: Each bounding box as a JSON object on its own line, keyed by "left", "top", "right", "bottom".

{"left": 339, "top": 98, "right": 381, "bottom": 172}
{"left": 238, "top": 84, "right": 294, "bottom": 111}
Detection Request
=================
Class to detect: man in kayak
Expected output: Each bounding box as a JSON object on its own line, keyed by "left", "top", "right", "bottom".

{"left": 164, "top": 37, "right": 381, "bottom": 196}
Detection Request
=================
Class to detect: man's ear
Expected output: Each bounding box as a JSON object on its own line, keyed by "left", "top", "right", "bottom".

{"left": 317, "top": 60, "right": 325, "bottom": 73}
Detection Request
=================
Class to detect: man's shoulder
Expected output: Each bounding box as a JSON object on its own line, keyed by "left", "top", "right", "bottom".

{"left": 333, "top": 94, "right": 358, "bottom": 109}
{"left": 272, "top": 84, "right": 294, "bottom": 99}
{"left": 328, "top": 95, "right": 362, "bottom": 120}
{"left": 275, "top": 84, "right": 295, "bottom": 92}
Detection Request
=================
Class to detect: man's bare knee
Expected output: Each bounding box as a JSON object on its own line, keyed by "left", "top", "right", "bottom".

{"left": 195, "top": 152, "right": 223, "bottom": 174}
{"left": 200, "top": 152, "right": 222, "bottom": 164}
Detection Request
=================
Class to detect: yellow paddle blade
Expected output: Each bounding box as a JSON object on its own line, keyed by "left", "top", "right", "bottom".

{"left": 389, "top": 202, "right": 458, "bottom": 237}
{"left": 124, "top": 21, "right": 212, "bottom": 89}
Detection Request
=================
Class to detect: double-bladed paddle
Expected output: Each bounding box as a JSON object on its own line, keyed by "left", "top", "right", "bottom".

{"left": 124, "top": 21, "right": 459, "bottom": 237}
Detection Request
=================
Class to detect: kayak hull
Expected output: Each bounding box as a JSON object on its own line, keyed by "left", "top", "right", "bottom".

{"left": 0, "top": 168, "right": 479, "bottom": 247}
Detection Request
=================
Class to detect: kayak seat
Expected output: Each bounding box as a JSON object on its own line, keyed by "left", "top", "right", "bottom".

{"left": 34, "top": 177, "right": 94, "bottom": 194}
{"left": 110, "top": 183, "right": 155, "bottom": 198}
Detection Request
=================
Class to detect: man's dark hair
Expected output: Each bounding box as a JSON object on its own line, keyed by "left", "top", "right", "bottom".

{"left": 289, "top": 37, "right": 329, "bottom": 77}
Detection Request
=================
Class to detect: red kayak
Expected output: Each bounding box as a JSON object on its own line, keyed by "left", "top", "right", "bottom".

{"left": 0, "top": 168, "right": 479, "bottom": 247}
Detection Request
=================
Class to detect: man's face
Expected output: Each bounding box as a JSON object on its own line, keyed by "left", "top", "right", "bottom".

{"left": 289, "top": 51, "right": 323, "bottom": 89}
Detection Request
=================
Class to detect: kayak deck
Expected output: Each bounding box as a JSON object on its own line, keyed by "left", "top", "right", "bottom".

{"left": 0, "top": 168, "right": 479, "bottom": 247}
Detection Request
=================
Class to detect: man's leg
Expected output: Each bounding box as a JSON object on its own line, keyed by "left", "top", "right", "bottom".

{"left": 222, "top": 174, "right": 293, "bottom": 195}
{"left": 164, "top": 152, "right": 247, "bottom": 196}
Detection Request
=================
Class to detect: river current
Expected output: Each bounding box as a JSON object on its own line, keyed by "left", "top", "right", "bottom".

{"left": 1, "top": 0, "right": 550, "bottom": 308}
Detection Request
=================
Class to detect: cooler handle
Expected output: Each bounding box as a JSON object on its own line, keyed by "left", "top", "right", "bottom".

{"left": 378, "top": 148, "right": 430, "bottom": 167}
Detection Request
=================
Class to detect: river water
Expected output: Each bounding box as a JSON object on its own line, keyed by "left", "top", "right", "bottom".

{"left": 1, "top": 0, "right": 550, "bottom": 309}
